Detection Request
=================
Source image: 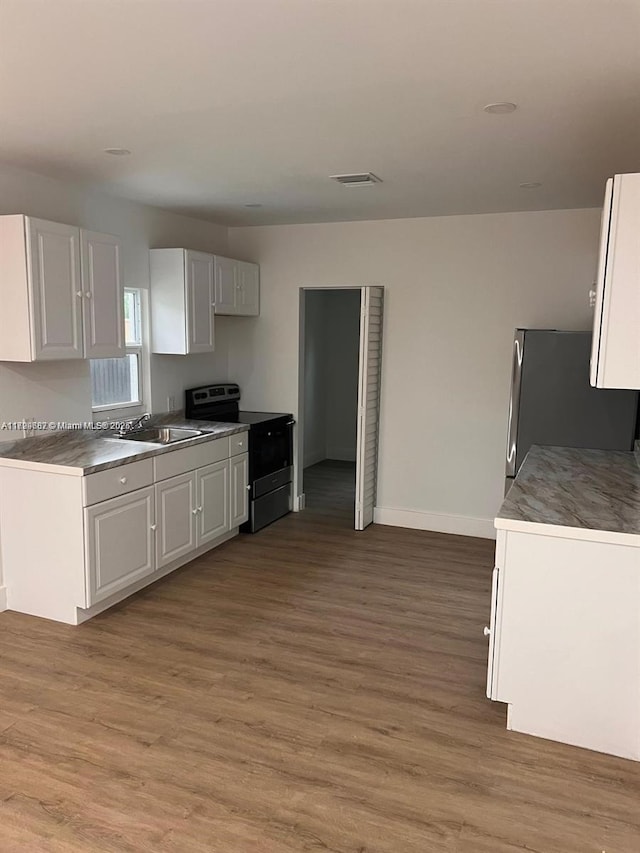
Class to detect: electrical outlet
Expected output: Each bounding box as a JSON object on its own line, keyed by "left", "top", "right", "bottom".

{"left": 167, "top": 396, "right": 176, "bottom": 412}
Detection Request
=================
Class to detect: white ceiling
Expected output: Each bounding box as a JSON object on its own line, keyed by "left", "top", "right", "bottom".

{"left": 1, "top": 0, "right": 639, "bottom": 226}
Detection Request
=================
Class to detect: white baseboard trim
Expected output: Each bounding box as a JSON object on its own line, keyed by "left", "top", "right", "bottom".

{"left": 374, "top": 506, "right": 496, "bottom": 540}
{"left": 294, "top": 493, "right": 306, "bottom": 512}
{"left": 0, "top": 586, "right": 7, "bottom": 611}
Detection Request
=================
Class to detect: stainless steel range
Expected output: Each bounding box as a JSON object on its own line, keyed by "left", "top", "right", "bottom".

{"left": 185, "top": 383, "right": 294, "bottom": 533}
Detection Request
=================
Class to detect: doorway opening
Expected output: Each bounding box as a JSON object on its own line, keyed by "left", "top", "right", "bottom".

{"left": 297, "top": 287, "right": 384, "bottom": 530}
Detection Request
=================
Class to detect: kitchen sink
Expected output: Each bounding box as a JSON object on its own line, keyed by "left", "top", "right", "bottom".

{"left": 115, "top": 427, "right": 204, "bottom": 444}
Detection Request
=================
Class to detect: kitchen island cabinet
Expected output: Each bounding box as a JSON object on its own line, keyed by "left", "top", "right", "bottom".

{"left": 486, "top": 444, "right": 640, "bottom": 761}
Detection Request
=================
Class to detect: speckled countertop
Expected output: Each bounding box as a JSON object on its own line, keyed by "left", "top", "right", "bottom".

{"left": 0, "top": 413, "right": 248, "bottom": 475}
{"left": 497, "top": 444, "right": 640, "bottom": 537}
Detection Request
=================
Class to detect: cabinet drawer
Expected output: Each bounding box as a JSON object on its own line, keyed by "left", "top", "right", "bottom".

{"left": 229, "top": 431, "right": 249, "bottom": 457}
{"left": 154, "top": 437, "right": 230, "bottom": 482}
{"left": 83, "top": 459, "right": 154, "bottom": 506}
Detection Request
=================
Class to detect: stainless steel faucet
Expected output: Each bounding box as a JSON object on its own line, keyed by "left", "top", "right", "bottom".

{"left": 117, "top": 413, "right": 151, "bottom": 437}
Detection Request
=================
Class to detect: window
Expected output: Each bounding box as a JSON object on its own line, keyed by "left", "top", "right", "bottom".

{"left": 91, "top": 289, "right": 144, "bottom": 411}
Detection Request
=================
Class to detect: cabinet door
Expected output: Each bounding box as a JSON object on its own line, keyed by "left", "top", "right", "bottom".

{"left": 185, "top": 250, "right": 215, "bottom": 353}
{"left": 26, "top": 217, "right": 83, "bottom": 360}
{"left": 197, "top": 459, "right": 230, "bottom": 545}
{"left": 214, "top": 255, "right": 239, "bottom": 315}
{"left": 237, "top": 262, "right": 260, "bottom": 316}
{"left": 590, "top": 173, "right": 640, "bottom": 389}
{"left": 156, "top": 473, "right": 197, "bottom": 569}
{"left": 229, "top": 452, "right": 249, "bottom": 528}
{"left": 85, "top": 487, "right": 155, "bottom": 606}
{"left": 81, "top": 230, "right": 125, "bottom": 359}
{"left": 485, "top": 566, "right": 501, "bottom": 699}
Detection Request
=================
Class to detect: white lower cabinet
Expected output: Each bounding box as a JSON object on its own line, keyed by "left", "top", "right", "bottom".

{"left": 85, "top": 487, "right": 156, "bottom": 605}
{"left": 156, "top": 455, "right": 248, "bottom": 555}
{"left": 487, "top": 527, "right": 640, "bottom": 761}
{"left": 0, "top": 433, "right": 249, "bottom": 625}
{"left": 156, "top": 472, "right": 197, "bottom": 569}
{"left": 230, "top": 453, "right": 249, "bottom": 528}
{"left": 197, "top": 459, "right": 230, "bottom": 544}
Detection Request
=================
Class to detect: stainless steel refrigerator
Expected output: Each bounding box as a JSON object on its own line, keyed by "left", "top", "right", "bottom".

{"left": 505, "top": 329, "right": 638, "bottom": 492}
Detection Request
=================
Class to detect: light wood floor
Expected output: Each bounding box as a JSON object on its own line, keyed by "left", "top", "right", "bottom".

{"left": 1, "top": 480, "right": 639, "bottom": 851}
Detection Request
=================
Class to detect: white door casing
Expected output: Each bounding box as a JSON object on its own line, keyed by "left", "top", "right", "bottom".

{"left": 355, "top": 286, "right": 384, "bottom": 531}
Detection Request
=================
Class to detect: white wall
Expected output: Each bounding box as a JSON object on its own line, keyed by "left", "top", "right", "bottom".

{"left": 0, "top": 163, "right": 229, "bottom": 438}
{"left": 228, "top": 208, "right": 601, "bottom": 537}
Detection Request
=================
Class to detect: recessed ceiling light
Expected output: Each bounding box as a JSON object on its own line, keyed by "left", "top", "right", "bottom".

{"left": 104, "top": 147, "right": 131, "bottom": 156}
{"left": 519, "top": 181, "right": 542, "bottom": 189}
{"left": 483, "top": 102, "right": 518, "bottom": 114}
{"left": 244, "top": 203, "right": 263, "bottom": 208}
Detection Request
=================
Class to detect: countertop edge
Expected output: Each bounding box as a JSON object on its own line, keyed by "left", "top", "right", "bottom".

{"left": 0, "top": 423, "right": 250, "bottom": 475}
{"left": 494, "top": 516, "right": 640, "bottom": 547}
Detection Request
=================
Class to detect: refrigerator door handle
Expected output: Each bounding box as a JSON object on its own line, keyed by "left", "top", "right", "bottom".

{"left": 506, "top": 330, "right": 525, "bottom": 477}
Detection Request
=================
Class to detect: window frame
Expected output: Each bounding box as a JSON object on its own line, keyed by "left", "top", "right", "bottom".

{"left": 91, "top": 287, "right": 146, "bottom": 417}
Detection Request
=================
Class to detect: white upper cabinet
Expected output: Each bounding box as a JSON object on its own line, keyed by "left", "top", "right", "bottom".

{"left": 0, "top": 215, "right": 125, "bottom": 362}
{"left": 186, "top": 251, "right": 216, "bottom": 353}
{"left": 151, "top": 250, "right": 259, "bottom": 351}
{"left": 590, "top": 173, "right": 640, "bottom": 389}
{"left": 29, "top": 218, "right": 83, "bottom": 360}
{"left": 150, "top": 248, "right": 215, "bottom": 354}
{"left": 81, "top": 230, "right": 125, "bottom": 359}
{"left": 214, "top": 256, "right": 260, "bottom": 316}
{"left": 237, "top": 260, "right": 260, "bottom": 316}
{"left": 213, "top": 255, "right": 238, "bottom": 314}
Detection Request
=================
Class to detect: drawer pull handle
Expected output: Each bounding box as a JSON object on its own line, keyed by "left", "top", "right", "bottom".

{"left": 192, "top": 507, "right": 200, "bottom": 515}
{"left": 119, "top": 476, "right": 127, "bottom": 484}
{"left": 150, "top": 524, "right": 157, "bottom": 531}
{"left": 237, "top": 441, "right": 244, "bottom": 447}
{"left": 483, "top": 626, "right": 491, "bottom": 637}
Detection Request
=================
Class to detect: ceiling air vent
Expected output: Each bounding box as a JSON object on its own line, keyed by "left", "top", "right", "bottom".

{"left": 330, "top": 172, "right": 382, "bottom": 187}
